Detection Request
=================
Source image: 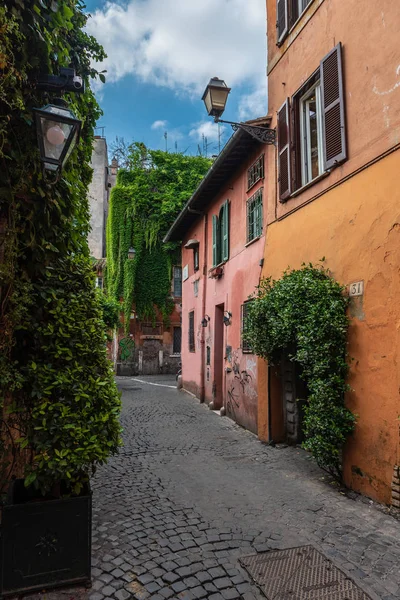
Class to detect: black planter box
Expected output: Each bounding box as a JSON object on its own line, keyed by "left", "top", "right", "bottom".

{"left": 0, "top": 479, "right": 91, "bottom": 597}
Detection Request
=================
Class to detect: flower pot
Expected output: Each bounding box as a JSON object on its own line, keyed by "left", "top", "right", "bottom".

{"left": 0, "top": 479, "right": 91, "bottom": 597}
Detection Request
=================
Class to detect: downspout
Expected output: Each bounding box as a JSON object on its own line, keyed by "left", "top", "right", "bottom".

{"left": 199, "top": 213, "right": 208, "bottom": 403}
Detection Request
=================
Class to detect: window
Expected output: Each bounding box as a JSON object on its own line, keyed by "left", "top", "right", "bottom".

{"left": 95, "top": 276, "right": 103, "bottom": 289}
{"left": 247, "top": 188, "right": 263, "bottom": 242}
{"left": 193, "top": 246, "right": 199, "bottom": 271}
{"left": 278, "top": 43, "right": 347, "bottom": 201}
{"left": 206, "top": 346, "right": 211, "bottom": 365}
{"left": 277, "top": 0, "right": 313, "bottom": 45}
{"left": 241, "top": 302, "right": 253, "bottom": 353}
{"left": 172, "top": 266, "right": 182, "bottom": 297}
{"left": 188, "top": 311, "right": 195, "bottom": 352}
{"left": 212, "top": 200, "right": 229, "bottom": 267}
{"left": 247, "top": 155, "right": 264, "bottom": 190}
{"left": 142, "top": 323, "right": 162, "bottom": 336}
{"left": 173, "top": 326, "right": 181, "bottom": 354}
{"left": 299, "top": 83, "right": 323, "bottom": 185}
{"left": 193, "top": 279, "right": 199, "bottom": 297}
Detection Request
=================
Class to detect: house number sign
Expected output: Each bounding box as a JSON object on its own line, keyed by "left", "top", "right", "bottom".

{"left": 349, "top": 280, "right": 364, "bottom": 297}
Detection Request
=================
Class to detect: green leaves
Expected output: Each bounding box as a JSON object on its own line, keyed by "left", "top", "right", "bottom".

{"left": 0, "top": 1, "right": 121, "bottom": 495}
{"left": 106, "top": 142, "right": 211, "bottom": 330}
{"left": 245, "top": 263, "right": 354, "bottom": 479}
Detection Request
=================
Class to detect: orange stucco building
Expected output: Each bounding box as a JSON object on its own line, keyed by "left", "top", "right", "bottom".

{"left": 260, "top": 0, "right": 400, "bottom": 504}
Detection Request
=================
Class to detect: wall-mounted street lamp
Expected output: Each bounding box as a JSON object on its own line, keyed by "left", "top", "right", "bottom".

{"left": 223, "top": 311, "right": 232, "bottom": 326}
{"left": 32, "top": 68, "right": 84, "bottom": 181}
{"left": 201, "top": 315, "right": 210, "bottom": 328}
{"left": 202, "top": 77, "right": 276, "bottom": 145}
{"left": 128, "top": 247, "right": 136, "bottom": 260}
{"left": 33, "top": 99, "right": 81, "bottom": 177}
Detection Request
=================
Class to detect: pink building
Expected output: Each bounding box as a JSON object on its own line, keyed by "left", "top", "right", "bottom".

{"left": 164, "top": 123, "right": 270, "bottom": 433}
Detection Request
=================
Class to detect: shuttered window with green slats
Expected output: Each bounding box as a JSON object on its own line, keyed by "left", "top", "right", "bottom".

{"left": 211, "top": 200, "right": 229, "bottom": 267}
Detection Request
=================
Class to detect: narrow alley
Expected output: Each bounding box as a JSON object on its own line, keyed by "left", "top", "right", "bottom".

{"left": 86, "top": 377, "right": 400, "bottom": 600}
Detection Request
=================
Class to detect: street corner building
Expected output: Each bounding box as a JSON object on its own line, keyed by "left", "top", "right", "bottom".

{"left": 164, "top": 123, "right": 271, "bottom": 434}
{"left": 260, "top": 0, "right": 400, "bottom": 505}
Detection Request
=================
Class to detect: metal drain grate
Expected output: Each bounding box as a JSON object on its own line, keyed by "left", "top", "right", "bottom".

{"left": 240, "top": 545, "right": 372, "bottom": 599}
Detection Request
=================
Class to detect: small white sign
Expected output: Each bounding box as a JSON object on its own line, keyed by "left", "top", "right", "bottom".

{"left": 183, "top": 264, "right": 189, "bottom": 281}
{"left": 349, "top": 281, "right": 364, "bottom": 297}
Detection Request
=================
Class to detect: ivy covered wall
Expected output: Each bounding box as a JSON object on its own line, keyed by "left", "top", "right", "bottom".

{"left": 0, "top": 0, "right": 121, "bottom": 495}
{"left": 106, "top": 143, "right": 211, "bottom": 330}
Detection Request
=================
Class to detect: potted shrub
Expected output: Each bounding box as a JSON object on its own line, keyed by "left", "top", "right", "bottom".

{"left": 0, "top": 257, "right": 121, "bottom": 597}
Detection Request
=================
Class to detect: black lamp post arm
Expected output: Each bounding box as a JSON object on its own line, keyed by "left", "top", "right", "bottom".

{"left": 215, "top": 118, "right": 276, "bottom": 145}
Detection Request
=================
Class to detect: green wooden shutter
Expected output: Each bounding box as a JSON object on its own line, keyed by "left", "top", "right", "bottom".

{"left": 212, "top": 215, "right": 218, "bottom": 267}
{"left": 222, "top": 200, "right": 229, "bottom": 262}
{"left": 257, "top": 190, "right": 263, "bottom": 236}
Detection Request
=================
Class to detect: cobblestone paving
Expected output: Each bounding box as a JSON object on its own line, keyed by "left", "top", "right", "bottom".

{"left": 24, "top": 376, "right": 400, "bottom": 600}
{"left": 84, "top": 376, "right": 400, "bottom": 600}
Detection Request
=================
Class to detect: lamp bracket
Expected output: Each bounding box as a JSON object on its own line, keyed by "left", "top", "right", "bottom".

{"left": 215, "top": 118, "right": 276, "bottom": 145}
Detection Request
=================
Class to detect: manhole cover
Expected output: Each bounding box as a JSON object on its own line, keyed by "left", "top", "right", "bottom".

{"left": 240, "top": 546, "right": 372, "bottom": 599}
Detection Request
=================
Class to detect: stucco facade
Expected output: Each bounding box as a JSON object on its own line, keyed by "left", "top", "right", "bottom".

{"left": 261, "top": 0, "right": 400, "bottom": 504}
{"left": 87, "top": 137, "right": 112, "bottom": 259}
{"left": 167, "top": 132, "right": 268, "bottom": 434}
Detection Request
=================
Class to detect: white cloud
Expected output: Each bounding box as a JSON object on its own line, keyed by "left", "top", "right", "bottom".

{"left": 151, "top": 120, "right": 168, "bottom": 130}
{"left": 189, "top": 121, "right": 225, "bottom": 143}
{"left": 86, "top": 0, "right": 266, "bottom": 100}
{"left": 238, "top": 80, "right": 268, "bottom": 121}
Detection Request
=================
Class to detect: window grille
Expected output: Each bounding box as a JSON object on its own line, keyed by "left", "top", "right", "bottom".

{"left": 246, "top": 188, "right": 263, "bottom": 242}
{"left": 247, "top": 155, "right": 264, "bottom": 190}
{"left": 173, "top": 327, "right": 182, "bottom": 354}
{"left": 188, "top": 311, "right": 195, "bottom": 352}
{"left": 173, "top": 266, "right": 182, "bottom": 297}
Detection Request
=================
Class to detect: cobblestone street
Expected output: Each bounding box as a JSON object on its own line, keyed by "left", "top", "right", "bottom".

{"left": 78, "top": 376, "right": 400, "bottom": 600}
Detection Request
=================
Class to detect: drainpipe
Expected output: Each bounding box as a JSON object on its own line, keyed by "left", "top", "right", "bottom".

{"left": 199, "top": 213, "right": 208, "bottom": 402}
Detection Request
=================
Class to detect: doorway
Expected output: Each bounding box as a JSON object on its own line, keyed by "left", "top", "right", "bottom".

{"left": 213, "top": 303, "right": 224, "bottom": 409}
{"left": 281, "top": 355, "right": 307, "bottom": 444}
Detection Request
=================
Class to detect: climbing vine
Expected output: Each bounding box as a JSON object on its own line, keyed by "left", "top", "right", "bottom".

{"left": 0, "top": 0, "right": 121, "bottom": 495}
{"left": 106, "top": 142, "right": 211, "bottom": 331}
{"left": 244, "top": 263, "right": 355, "bottom": 479}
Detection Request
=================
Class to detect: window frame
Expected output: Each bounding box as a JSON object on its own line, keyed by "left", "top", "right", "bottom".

{"left": 172, "top": 326, "right": 181, "bottom": 355}
{"left": 172, "top": 265, "right": 182, "bottom": 298}
{"left": 278, "top": 44, "right": 346, "bottom": 201}
{"left": 299, "top": 82, "right": 324, "bottom": 186}
{"left": 246, "top": 188, "right": 263, "bottom": 243}
{"left": 277, "top": 0, "right": 313, "bottom": 46}
{"left": 212, "top": 200, "right": 229, "bottom": 267}
{"left": 193, "top": 245, "right": 199, "bottom": 271}
{"left": 247, "top": 154, "right": 264, "bottom": 191}
{"left": 188, "top": 311, "right": 195, "bottom": 353}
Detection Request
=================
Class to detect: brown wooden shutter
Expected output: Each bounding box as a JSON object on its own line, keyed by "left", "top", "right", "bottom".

{"left": 278, "top": 98, "right": 291, "bottom": 202}
{"left": 320, "top": 42, "right": 347, "bottom": 170}
{"left": 277, "top": 0, "right": 289, "bottom": 44}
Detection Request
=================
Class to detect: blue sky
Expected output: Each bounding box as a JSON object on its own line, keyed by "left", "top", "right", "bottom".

{"left": 84, "top": 0, "right": 267, "bottom": 158}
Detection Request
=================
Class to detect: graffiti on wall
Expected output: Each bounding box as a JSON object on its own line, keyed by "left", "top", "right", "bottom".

{"left": 119, "top": 337, "right": 135, "bottom": 362}
{"left": 226, "top": 349, "right": 258, "bottom": 420}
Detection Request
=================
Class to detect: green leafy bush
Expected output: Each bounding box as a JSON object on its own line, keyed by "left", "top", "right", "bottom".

{"left": 245, "top": 263, "right": 355, "bottom": 478}
{"left": 0, "top": 0, "right": 121, "bottom": 495}
{"left": 18, "top": 257, "right": 121, "bottom": 494}
{"left": 96, "top": 289, "right": 121, "bottom": 331}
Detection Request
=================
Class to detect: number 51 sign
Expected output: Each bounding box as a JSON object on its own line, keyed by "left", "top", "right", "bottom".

{"left": 349, "top": 281, "right": 364, "bottom": 297}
